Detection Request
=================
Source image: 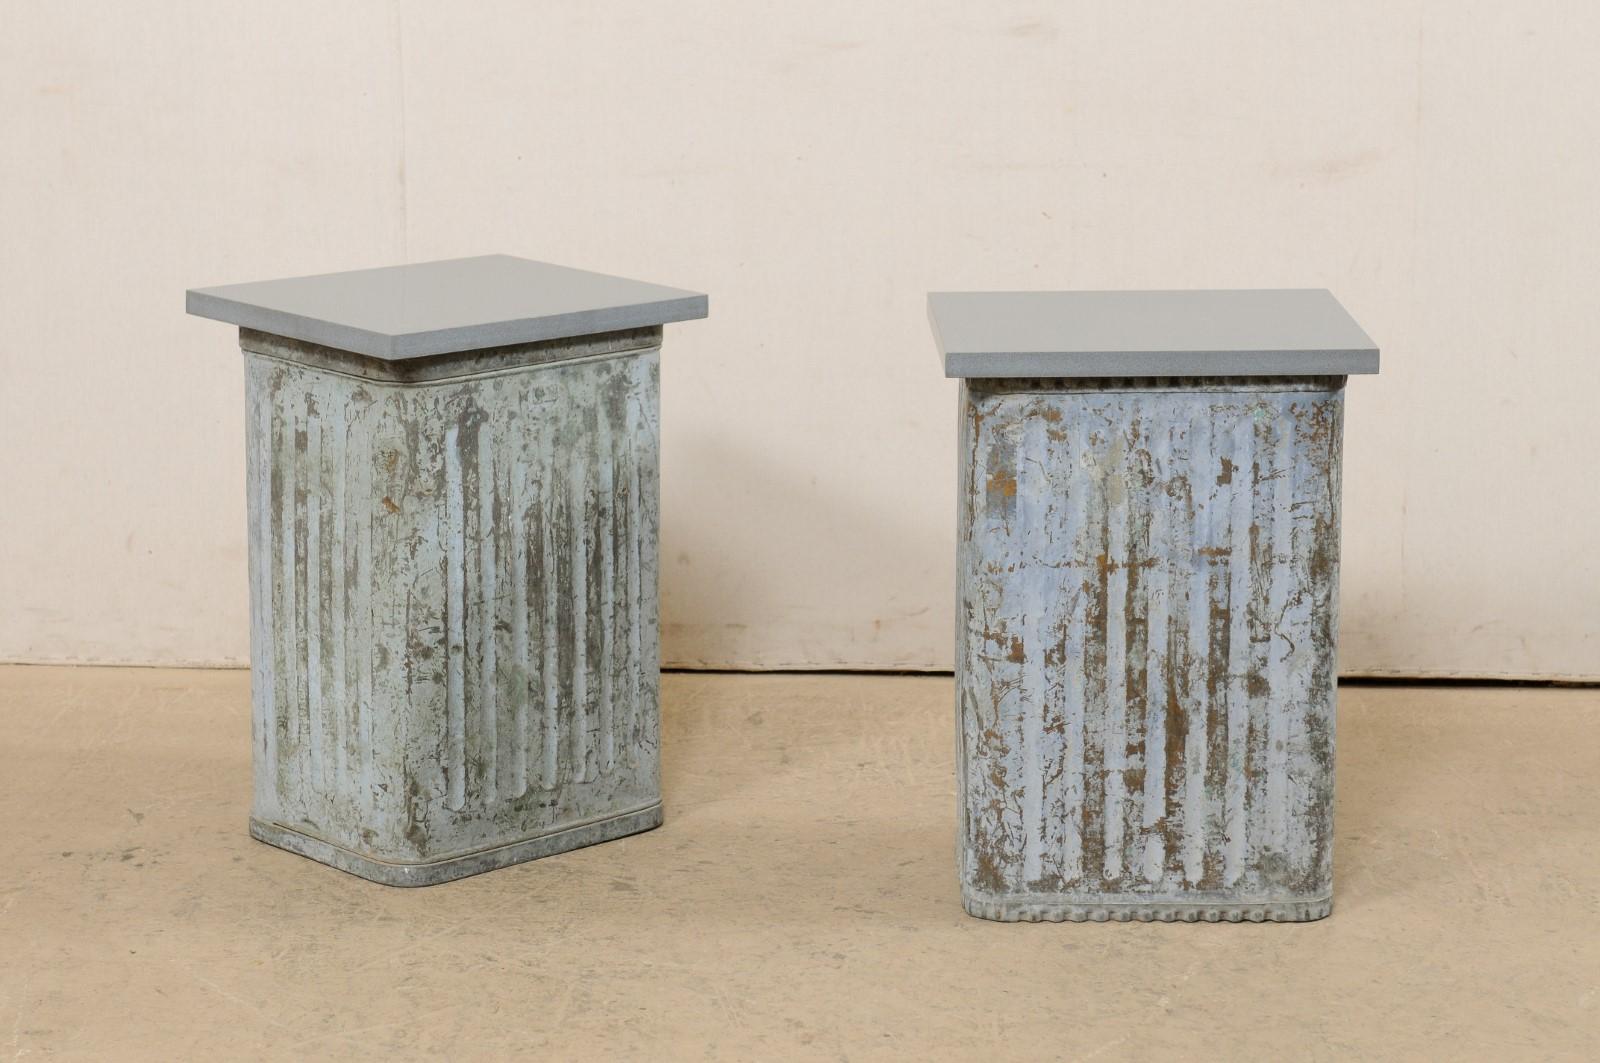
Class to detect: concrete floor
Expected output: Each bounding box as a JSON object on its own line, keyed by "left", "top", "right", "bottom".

{"left": 2, "top": 667, "right": 1598, "bottom": 1060}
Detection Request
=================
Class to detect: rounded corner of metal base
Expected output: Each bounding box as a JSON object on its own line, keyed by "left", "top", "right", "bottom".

{"left": 249, "top": 802, "right": 664, "bottom": 887}
{"left": 961, "top": 887, "right": 1333, "bottom": 924}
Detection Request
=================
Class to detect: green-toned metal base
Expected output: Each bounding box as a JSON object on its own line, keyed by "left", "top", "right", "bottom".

{"left": 962, "top": 888, "right": 1332, "bottom": 923}
{"left": 249, "top": 802, "right": 664, "bottom": 887}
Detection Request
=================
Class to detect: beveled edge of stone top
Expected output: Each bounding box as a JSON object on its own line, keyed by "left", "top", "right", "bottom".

{"left": 187, "top": 254, "right": 707, "bottom": 361}
{"left": 928, "top": 288, "right": 1379, "bottom": 378}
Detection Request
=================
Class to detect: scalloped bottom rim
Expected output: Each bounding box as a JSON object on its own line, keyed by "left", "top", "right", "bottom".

{"left": 963, "top": 892, "right": 1332, "bottom": 923}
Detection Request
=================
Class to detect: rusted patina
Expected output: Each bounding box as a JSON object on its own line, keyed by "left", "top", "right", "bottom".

{"left": 242, "top": 328, "right": 663, "bottom": 884}
{"left": 957, "top": 376, "right": 1346, "bottom": 921}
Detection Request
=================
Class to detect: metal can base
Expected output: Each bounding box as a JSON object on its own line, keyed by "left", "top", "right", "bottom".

{"left": 249, "top": 802, "right": 664, "bottom": 887}
{"left": 962, "top": 889, "right": 1332, "bottom": 923}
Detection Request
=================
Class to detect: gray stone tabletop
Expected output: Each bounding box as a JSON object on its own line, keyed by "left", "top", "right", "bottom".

{"left": 928, "top": 289, "right": 1378, "bottom": 378}
{"left": 187, "top": 254, "right": 708, "bottom": 360}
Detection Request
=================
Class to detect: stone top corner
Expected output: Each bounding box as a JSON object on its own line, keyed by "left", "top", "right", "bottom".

{"left": 928, "top": 288, "right": 1379, "bottom": 379}
{"left": 187, "top": 254, "right": 707, "bottom": 362}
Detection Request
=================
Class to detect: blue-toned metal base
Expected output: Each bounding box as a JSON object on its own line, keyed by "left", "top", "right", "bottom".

{"left": 241, "top": 327, "right": 664, "bottom": 883}
{"left": 956, "top": 376, "right": 1347, "bottom": 923}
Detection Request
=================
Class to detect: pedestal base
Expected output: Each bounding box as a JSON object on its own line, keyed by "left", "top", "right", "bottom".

{"left": 249, "top": 801, "right": 664, "bottom": 887}
{"left": 955, "top": 376, "right": 1347, "bottom": 920}
{"left": 242, "top": 326, "right": 664, "bottom": 884}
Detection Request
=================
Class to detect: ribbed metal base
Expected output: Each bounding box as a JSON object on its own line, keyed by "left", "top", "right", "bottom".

{"left": 249, "top": 802, "right": 664, "bottom": 887}
{"left": 963, "top": 889, "right": 1332, "bottom": 923}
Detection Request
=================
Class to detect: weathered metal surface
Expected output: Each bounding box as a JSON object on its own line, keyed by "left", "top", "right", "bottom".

{"left": 956, "top": 376, "right": 1346, "bottom": 921}
{"left": 242, "top": 327, "right": 663, "bottom": 885}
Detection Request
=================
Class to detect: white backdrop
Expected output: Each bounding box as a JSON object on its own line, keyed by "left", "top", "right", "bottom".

{"left": 3, "top": 1, "right": 1597, "bottom": 678}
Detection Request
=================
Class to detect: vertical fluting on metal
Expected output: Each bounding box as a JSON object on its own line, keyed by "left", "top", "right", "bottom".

{"left": 243, "top": 330, "right": 664, "bottom": 885}
{"left": 957, "top": 376, "right": 1345, "bottom": 922}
